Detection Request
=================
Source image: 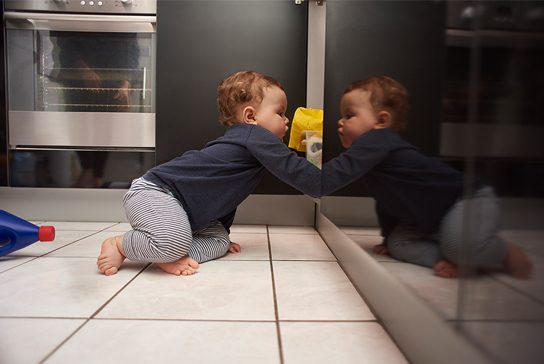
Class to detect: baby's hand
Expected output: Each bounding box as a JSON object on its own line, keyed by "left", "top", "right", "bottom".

{"left": 373, "top": 244, "right": 389, "bottom": 255}
{"left": 228, "top": 242, "right": 241, "bottom": 254}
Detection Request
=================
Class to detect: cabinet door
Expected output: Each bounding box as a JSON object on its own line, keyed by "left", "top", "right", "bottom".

{"left": 323, "top": 0, "right": 446, "bottom": 196}
{"left": 156, "top": 0, "right": 308, "bottom": 194}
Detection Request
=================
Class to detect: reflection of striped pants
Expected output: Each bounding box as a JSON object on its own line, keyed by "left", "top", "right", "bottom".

{"left": 121, "top": 177, "right": 230, "bottom": 264}
{"left": 386, "top": 187, "right": 508, "bottom": 268}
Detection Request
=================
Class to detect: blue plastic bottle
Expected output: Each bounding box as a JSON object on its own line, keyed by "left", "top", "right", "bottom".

{"left": 0, "top": 210, "right": 55, "bottom": 257}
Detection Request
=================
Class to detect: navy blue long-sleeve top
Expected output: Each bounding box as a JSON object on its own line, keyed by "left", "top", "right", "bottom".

{"left": 322, "top": 128, "right": 473, "bottom": 240}
{"left": 144, "top": 123, "right": 321, "bottom": 231}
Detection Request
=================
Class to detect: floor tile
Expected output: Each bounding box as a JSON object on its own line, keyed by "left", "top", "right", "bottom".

{"left": 270, "top": 234, "right": 336, "bottom": 261}
{"left": 383, "top": 261, "right": 544, "bottom": 320}
{"left": 218, "top": 233, "right": 269, "bottom": 261}
{"left": 273, "top": 261, "right": 375, "bottom": 321}
{"left": 46, "top": 320, "right": 280, "bottom": 364}
{"left": 0, "top": 318, "right": 85, "bottom": 364}
{"left": 0, "top": 256, "right": 34, "bottom": 273}
{"left": 45, "top": 231, "right": 116, "bottom": 258}
{"left": 102, "top": 222, "right": 132, "bottom": 232}
{"left": 229, "top": 224, "right": 267, "bottom": 234}
{"left": 457, "top": 321, "right": 544, "bottom": 364}
{"left": 96, "top": 261, "right": 275, "bottom": 321}
{"left": 8, "top": 230, "right": 96, "bottom": 257}
{"left": 281, "top": 322, "right": 408, "bottom": 364}
{"left": 41, "top": 221, "right": 118, "bottom": 231}
{"left": 0, "top": 257, "right": 147, "bottom": 318}
{"left": 268, "top": 226, "right": 317, "bottom": 234}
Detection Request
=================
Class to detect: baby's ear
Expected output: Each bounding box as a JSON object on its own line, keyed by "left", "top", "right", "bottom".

{"left": 375, "top": 111, "right": 392, "bottom": 129}
{"left": 242, "top": 106, "right": 258, "bottom": 125}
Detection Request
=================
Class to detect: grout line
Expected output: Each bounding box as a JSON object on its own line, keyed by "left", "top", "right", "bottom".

{"left": 487, "top": 274, "right": 544, "bottom": 306}
{"left": 90, "top": 263, "right": 152, "bottom": 319}
{"left": 267, "top": 225, "right": 285, "bottom": 364}
{"left": 39, "top": 318, "right": 91, "bottom": 364}
{"left": 38, "top": 262, "right": 151, "bottom": 364}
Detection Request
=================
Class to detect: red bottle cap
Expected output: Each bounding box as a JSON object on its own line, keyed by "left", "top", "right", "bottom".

{"left": 39, "top": 226, "right": 55, "bottom": 242}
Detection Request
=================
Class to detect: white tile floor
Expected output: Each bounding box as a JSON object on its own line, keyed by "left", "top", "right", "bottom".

{"left": 0, "top": 222, "right": 408, "bottom": 364}
{"left": 343, "top": 226, "right": 544, "bottom": 364}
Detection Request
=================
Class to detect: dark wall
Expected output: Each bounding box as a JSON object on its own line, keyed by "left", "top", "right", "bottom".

{"left": 1, "top": 1, "right": 7, "bottom": 186}
{"left": 323, "top": 0, "right": 446, "bottom": 196}
{"left": 156, "top": 0, "right": 308, "bottom": 194}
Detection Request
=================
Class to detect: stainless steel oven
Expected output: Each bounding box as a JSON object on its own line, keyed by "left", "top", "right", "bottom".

{"left": 4, "top": 0, "right": 156, "bottom": 188}
{"left": 440, "top": 1, "right": 544, "bottom": 197}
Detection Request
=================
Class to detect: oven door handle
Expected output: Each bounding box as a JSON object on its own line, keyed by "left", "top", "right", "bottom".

{"left": 4, "top": 12, "right": 156, "bottom": 33}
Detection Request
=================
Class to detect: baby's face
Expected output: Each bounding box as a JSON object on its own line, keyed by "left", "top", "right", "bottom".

{"left": 338, "top": 90, "right": 380, "bottom": 148}
{"left": 253, "top": 86, "right": 289, "bottom": 139}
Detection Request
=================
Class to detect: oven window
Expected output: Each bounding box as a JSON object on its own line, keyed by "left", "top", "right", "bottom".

{"left": 442, "top": 46, "right": 544, "bottom": 126}
{"left": 7, "top": 30, "right": 155, "bottom": 113}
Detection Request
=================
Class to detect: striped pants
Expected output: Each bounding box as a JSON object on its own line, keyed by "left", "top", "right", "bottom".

{"left": 121, "top": 178, "right": 230, "bottom": 264}
{"left": 386, "top": 187, "right": 508, "bottom": 268}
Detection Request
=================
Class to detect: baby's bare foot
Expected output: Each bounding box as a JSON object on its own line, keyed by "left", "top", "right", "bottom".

{"left": 97, "top": 235, "right": 126, "bottom": 276}
{"left": 433, "top": 258, "right": 459, "bottom": 278}
{"left": 157, "top": 255, "right": 199, "bottom": 276}
{"left": 504, "top": 243, "right": 532, "bottom": 279}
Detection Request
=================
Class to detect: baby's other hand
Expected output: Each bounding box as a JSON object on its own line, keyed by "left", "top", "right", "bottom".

{"left": 373, "top": 244, "right": 389, "bottom": 255}
{"left": 228, "top": 242, "right": 241, "bottom": 254}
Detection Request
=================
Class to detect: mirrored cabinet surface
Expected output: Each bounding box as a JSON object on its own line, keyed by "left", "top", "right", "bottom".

{"left": 319, "top": 1, "right": 544, "bottom": 364}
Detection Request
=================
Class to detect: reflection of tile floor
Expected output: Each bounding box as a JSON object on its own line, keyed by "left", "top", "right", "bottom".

{"left": 0, "top": 223, "right": 407, "bottom": 364}
{"left": 343, "top": 227, "right": 544, "bottom": 364}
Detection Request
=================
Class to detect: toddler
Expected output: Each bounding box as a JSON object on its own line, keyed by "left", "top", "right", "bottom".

{"left": 98, "top": 71, "right": 321, "bottom": 276}
{"left": 322, "top": 76, "right": 532, "bottom": 279}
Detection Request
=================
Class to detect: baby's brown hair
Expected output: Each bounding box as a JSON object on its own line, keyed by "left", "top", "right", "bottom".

{"left": 344, "top": 76, "right": 409, "bottom": 131}
{"left": 217, "top": 71, "right": 284, "bottom": 127}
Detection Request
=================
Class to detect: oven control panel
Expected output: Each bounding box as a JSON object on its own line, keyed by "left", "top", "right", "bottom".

{"left": 447, "top": 1, "right": 544, "bottom": 31}
{"left": 4, "top": 0, "right": 156, "bottom": 14}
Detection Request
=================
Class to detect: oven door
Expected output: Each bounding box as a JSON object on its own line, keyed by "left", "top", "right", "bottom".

{"left": 5, "top": 13, "right": 156, "bottom": 188}
{"left": 441, "top": 28, "right": 544, "bottom": 197}
{"left": 5, "top": 12, "right": 156, "bottom": 149}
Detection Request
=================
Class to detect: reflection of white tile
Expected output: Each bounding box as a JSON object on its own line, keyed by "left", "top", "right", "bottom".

{"left": 0, "top": 257, "right": 147, "bottom": 318}
{"left": 383, "top": 261, "right": 544, "bottom": 321}
{"left": 46, "top": 231, "right": 119, "bottom": 258}
{"left": 268, "top": 226, "right": 317, "bottom": 234}
{"left": 347, "top": 234, "right": 382, "bottom": 250}
{"left": 0, "top": 256, "right": 34, "bottom": 273}
{"left": 382, "top": 262, "right": 458, "bottom": 319}
{"left": 229, "top": 224, "right": 267, "bottom": 234}
{"left": 273, "top": 261, "right": 374, "bottom": 321}
{"left": 8, "top": 230, "right": 95, "bottom": 257}
{"left": 499, "top": 229, "right": 544, "bottom": 262}
{"left": 457, "top": 321, "right": 544, "bottom": 364}
{"left": 41, "top": 221, "right": 117, "bottom": 231}
{"left": 491, "top": 262, "right": 544, "bottom": 304}
{"left": 97, "top": 261, "right": 275, "bottom": 321}
{"left": 347, "top": 234, "right": 399, "bottom": 262}
{"left": 219, "top": 233, "right": 269, "bottom": 261}
{"left": 0, "top": 318, "right": 85, "bottom": 364}
{"left": 270, "top": 234, "right": 335, "bottom": 261}
{"left": 47, "top": 320, "right": 280, "bottom": 364}
{"left": 340, "top": 227, "right": 381, "bottom": 236}
{"left": 281, "top": 322, "right": 408, "bottom": 364}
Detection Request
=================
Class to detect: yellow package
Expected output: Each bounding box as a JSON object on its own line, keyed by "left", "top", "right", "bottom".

{"left": 288, "top": 107, "right": 323, "bottom": 152}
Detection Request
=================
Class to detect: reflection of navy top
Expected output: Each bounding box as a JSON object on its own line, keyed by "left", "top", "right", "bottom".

{"left": 144, "top": 123, "right": 321, "bottom": 231}
{"left": 322, "top": 128, "right": 472, "bottom": 240}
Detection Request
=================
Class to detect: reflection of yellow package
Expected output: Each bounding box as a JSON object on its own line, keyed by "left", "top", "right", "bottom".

{"left": 288, "top": 107, "right": 323, "bottom": 152}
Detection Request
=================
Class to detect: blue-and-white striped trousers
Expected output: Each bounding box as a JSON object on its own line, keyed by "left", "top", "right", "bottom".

{"left": 386, "top": 187, "right": 508, "bottom": 268}
{"left": 121, "top": 178, "right": 230, "bottom": 264}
